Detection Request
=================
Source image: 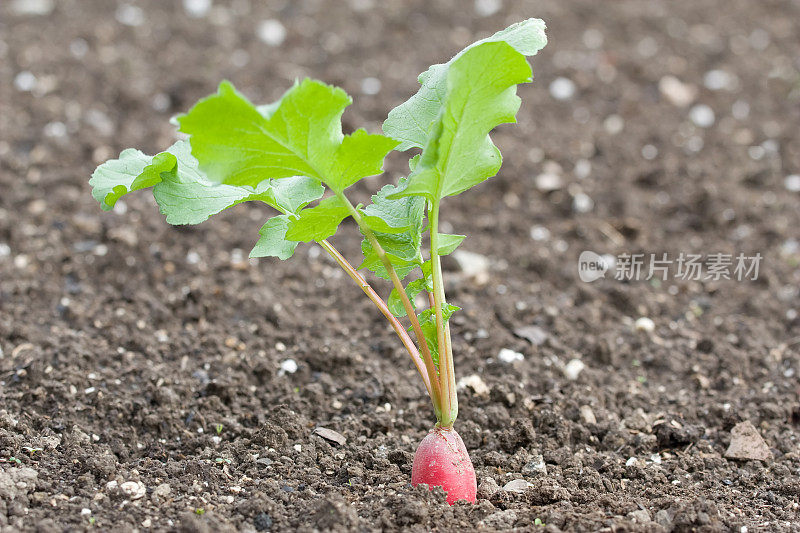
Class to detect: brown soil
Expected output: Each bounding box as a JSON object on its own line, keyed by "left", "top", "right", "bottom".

{"left": 2, "top": 0, "right": 800, "bottom": 531}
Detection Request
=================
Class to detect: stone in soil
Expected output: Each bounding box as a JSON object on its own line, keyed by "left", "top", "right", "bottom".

{"left": 724, "top": 421, "right": 772, "bottom": 462}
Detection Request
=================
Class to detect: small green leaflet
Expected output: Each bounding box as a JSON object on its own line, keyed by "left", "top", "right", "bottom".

{"left": 388, "top": 40, "right": 534, "bottom": 202}
{"left": 359, "top": 179, "right": 426, "bottom": 280}
{"left": 250, "top": 216, "right": 297, "bottom": 260}
{"left": 437, "top": 234, "right": 465, "bottom": 255}
{"left": 413, "top": 303, "right": 460, "bottom": 368}
{"left": 285, "top": 196, "right": 351, "bottom": 242}
{"left": 388, "top": 278, "right": 427, "bottom": 318}
{"left": 177, "top": 79, "right": 397, "bottom": 193}
{"left": 89, "top": 140, "right": 325, "bottom": 258}
{"left": 383, "top": 18, "right": 546, "bottom": 151}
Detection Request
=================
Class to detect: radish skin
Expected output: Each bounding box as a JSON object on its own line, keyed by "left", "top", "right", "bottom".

{"left": 411, "top": 427, "right": 477, "bottom": 504}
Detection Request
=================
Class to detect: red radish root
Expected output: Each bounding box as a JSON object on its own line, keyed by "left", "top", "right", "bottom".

{"left": 411, "top": 427, "right": 477, "bottom": 504}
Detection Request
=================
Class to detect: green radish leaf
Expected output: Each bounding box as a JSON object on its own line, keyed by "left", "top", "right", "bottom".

{"left": 327, "top": 129, "right": 399, "bottom": 192}
{"left": 359, "top": 237, "right": 418, "bottom": 281}
{"left": 178, "top": 80, "right": 396, "bottom": 192}
{"left": 90, "top": 141, "right": 325, "bottom": 259}
{"left": 90, "top": 141, "right": 322, "bottom": 224}
{"left": 383, "top": 18, "right": 546, "bottom": 151}
{"left": 436, "top": 233, "right": 466, "bottom": 255}
{"left": 285, "top": 196, "right": 351, "bottom": 242}
{"left": 388, "top": 278, "right": 427, "bottom": 318}
{"left": 388, "top": 40, "right": 534, "bottom": 202}
{"left": 413, "top": 303, "right": 460, "bottom": 368}
{"left": 358, "top": 178, "right": 426, "bottom": 280}
{"left": 250, "top": 215, "right": 298, "bottom": 260}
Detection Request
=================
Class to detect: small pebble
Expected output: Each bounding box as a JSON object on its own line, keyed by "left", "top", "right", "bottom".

{"left": 659, "top": 76, "right": 696, "bottom": 107}
{"left": 258, "top": 19, "right": 287, "bottom": 46}
{"left": 497, "top": 348, "right": 524, "bottom": 364}
{"left": 521, "top": 455, "right": 547, "bottom": 476}
{"left": 11, "top": 0, "right": 54, "bottom": 15}
{"left": 502, "top": 479, "right": 531, "bottom": 492}
{"left": 183, "top": 0, "right": 211, "bottom": 17}
{"left": 635, "top": 317, "right": 655, "bottom": 333}
{"left": 14, "top": 71, "right": 37, "bottom": 92}
{"left": 457, "top": 374, "right": 490, "bottom": 397}
{"left": 279, "top": 359, "right": 298, "bottom": 375}
{"left": 724, "top": 421, "right": 771, "bottom": 462}
{"left": 474, "top": 0, "right": 502, "bottom": 17}
{"left": 535, "top": 172, "right": 562, "bottom": 191}
{"left": 452, "top": 250, "right": 490, "bottom": 281}
{"left": 549, "top": 77, "right": 576, "bottom": 100}
{"left": 563, "top": 359, "right": 585, "bottom": 380}
{"left": 313, "top": 427, "right": 346, "bottom": 446}
{"left": 81, "top": 508, "right": 91, "bottom": 516}
{"left": 572, "top": 193, "right": 594, "bottom": 213}
{"left": 603, "top": 114, "right": 624, "bottom": 135}
{"left": 626, "top": 457, "right": 638, "bottom": 467}
{"left": 293, "top": 444, "right": 302, "bottom": 453}
{"left": 704, "top": 69, "right": 735, "bottom": 91}
{"left": 530, "top": 226, "right": 550, "bottom": 241}
{"left": 115, "top": 4, "right": 144, "bottom": 26}
{"left": 579, "top": 405, "right": 597, "bottom": 424}
{"left": 689, "top": 104, "right": 715, "bottom": 128}
{"left": 574, "top": 159, "right": 591, "bottom": 179}
{"left": 120, "top": 481, "right": 146, "bottom": 500}
{"left": 784, "top": 175, "right": 800, "bottom": 193}
{"left": 360, "top": 77, "right": 381, "bottom": 95}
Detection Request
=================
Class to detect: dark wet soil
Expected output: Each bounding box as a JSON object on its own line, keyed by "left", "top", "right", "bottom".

{"left": 1, "top": 0, "right": 800, "bottom": 531}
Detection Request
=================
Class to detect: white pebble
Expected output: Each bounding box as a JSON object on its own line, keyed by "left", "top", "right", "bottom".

{"left": 258, "top": 19, "right": 287, "bottom": 46}
{"left": 549, "top": 77, "right": 576, "bottom": 100}
{"left": 502, "top": 479, "right": 531, "bottom": 492}
{"left": 582, "top": 29, "right": 604, "bottom": 49}
{"left": 452, "top": 250, "right": 490, "bottom": 279}
{"left": 573, "top": 159, "right": 591, "bottom": 179}
{"left": 731, "top": 100, "right": 749, "bottom": 120}
{"left": 635, "top": 317, "right": 655, "bottom": 333}
{"left": 603, "top": 114, "right": 624, "bottom": 135}
{"left": 703, "top": 69, "right": 735, "bottom": 91}
{"left": 457, "top": 374, "right": 490, "bottom": 397}
{"left": 0, "top": 243, "right": 10, "bottom": 258}
{"left": 474, "top": 0, "right": 502, "bottom": 17}
{"left": 625, "top": 457, "right": 638, "bottom": 467}
{"left": 120, "top": 481, "right": 146, "bottom": 500}
{"left": 183, "top": 0, "right": 211, "bottom": 18}
{"left": 43, "top": 121, "right": 67, "bottom": 138}
{"left": 530, "top": 225, "right": 550, "bottom": 241}
{"left": 70, "top": 39, "right": 89, "bottom": 58}
{"left": 360, "top": 77, "right": 381, "bottom": 95}
{"left": 659, "top": 76, "right": 696, "bottom": 107}
{"left": 14, "top": 71, "right": 37, "bottom": 92}
{"left": 497, "top": 348, "right": 524, "bottom": 364}
{"left": 279, "top": 358, "right": 298, "bottom": 374}
{"left": 11, "top": 0, "right": 53, "bottom": 15}
{"left": 784, "top": 175, "right": 800, "bottom": 193}
{"left": 535, "top": 172, "right": 562, "bottom": 192}
{"left": 563, "top": 359, "right": 585, "bottom": 380}
{"left": 293, "top": 444, "right": 302, "bottom": 452}
{"left": 689, "top": 104, "right": 715, "bottom": 128}
{"left": 572, "top": 193, "right": 594, "bottom": 213}
{"left": 650, "top": 454, "right": 662, "bottom": 464}
{"left": 641, "top": 144, "right": 658, "bottom": 160}
{"left": 115, "top": 4, "right": 145, "bottom": 27}
{"left": 81, "top": 508, "right": 92, "bottom": 516}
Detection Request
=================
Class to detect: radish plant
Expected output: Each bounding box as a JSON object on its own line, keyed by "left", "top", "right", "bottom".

{"left": 90, "top": 19, "right": 546, "bottom": 504}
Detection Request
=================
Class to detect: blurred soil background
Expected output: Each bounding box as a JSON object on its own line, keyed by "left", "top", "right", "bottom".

{"left": 1, "top": 0, "right": 799, "bottom": 531}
